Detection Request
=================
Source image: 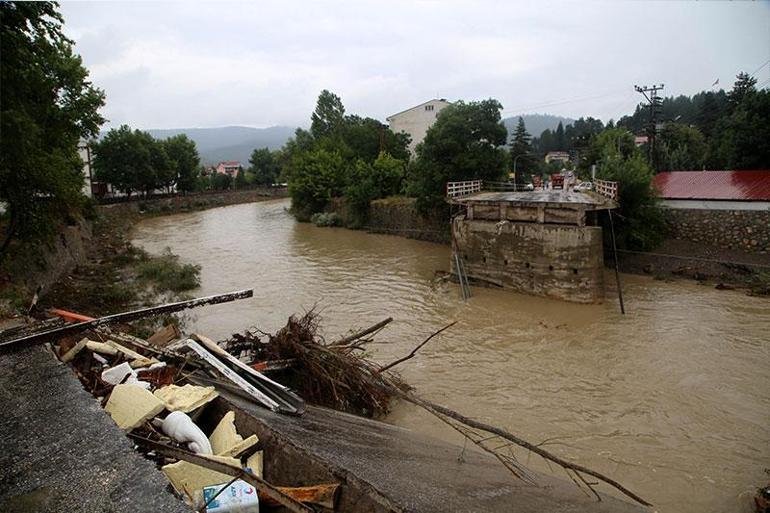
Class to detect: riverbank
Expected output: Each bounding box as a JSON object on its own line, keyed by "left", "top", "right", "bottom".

{"left": 0, "top": 189, "right": 286, "bottom": 324}
{"left": 323, "top": 197, "right": 769, "bottom": 295}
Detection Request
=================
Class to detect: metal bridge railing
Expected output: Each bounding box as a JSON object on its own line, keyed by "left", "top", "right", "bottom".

{"left": 446, "top": 180, "right": 483, "bottom": 198}
{"left": 595, "top": 179, "right": 619, "bottom": 200}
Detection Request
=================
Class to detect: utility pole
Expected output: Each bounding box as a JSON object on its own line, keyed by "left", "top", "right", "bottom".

{"left": 634, "top": 84, "right": 664, "bottom": 170}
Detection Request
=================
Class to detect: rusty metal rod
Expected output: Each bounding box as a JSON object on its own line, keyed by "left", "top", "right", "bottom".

{"left": 0, "top": 289, "right": 253, "bottom": 352}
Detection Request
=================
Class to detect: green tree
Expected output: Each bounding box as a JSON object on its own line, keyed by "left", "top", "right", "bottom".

{"left": 340, "top": 115, "right": 411, "bottom": 163}
{"left": 93, "top": 126, "right": 163, "bottom": 197}
{"left": 344, "top": 152, "right": 406, "bottom": 227}
{"left": 211, "top": 172, "right": 233, "bottom": 191}
{"left": 0, "top": 1, "right": 105, "bottom": 253}
{"left": 287, "top": 149, "right": 347, "bottom": 221}
{"left": 310, "top": 90, "right": 345, "bottom": 140}
{"left": 164, "top": 134, "right": 200, "bottom": 193}
{"left": 234, "top": 167, "right": 247, "bottom": 189}
{"left": 577, "top": 127, "right": 632, "bottom": 175}
{"left": 509, "top": 117, "right": 535, "bottom": 184}
{"left": 93, "top": 126, "right": 154, "bottom": 198}
{"left": 597, "top": 154, "right": 666, "bottom": 250}
{"left": 728, "top": 72, "right": 757, "bottom": 108}
{"left": 656, "top": 123, "right": 707, "bottom": 171}
{"left": 407, "top": 99, "right": 508, "bottom": 213}
{"left": 711, "top": 89, "right": 770, "bottom": 169}
{"left": 149, "top": 138, "right": 174, "bottom": 194}
{"left": 249, "top": 147, "right": 280, "bottom": 186}
{"left": 554, "top": 122, "right": 566, "bottom": 151}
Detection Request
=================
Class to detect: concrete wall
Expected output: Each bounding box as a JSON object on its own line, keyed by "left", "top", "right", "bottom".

{"left": 97, "top": 188, "right": 286, "bottom": 217}
{"left": 386, "top": 99, "right": 451, "bottom": 156}
{"left": 452, "top": 217, "right": 605, "bottom": 303}
{"left": 328, "top": 197, "right": 450, "bottom": 244}
{"left": 663, "top": 207, "right": 770, "bottom": 254}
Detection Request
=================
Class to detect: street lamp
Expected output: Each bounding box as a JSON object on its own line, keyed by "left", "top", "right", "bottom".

{"left": 512, "top": 153, "right": 538, "bottom": 184}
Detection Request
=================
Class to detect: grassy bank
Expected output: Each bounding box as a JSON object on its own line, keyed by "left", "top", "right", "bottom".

{"left": 33, "top": 209, "right": 201, "bottom": 334}
{"left": 2, "top": 192, "right": 282, "bottom": 328}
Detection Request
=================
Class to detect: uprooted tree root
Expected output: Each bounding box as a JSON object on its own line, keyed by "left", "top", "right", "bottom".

{"left": 223, "top": 311, "right": 408, "bottom": 417}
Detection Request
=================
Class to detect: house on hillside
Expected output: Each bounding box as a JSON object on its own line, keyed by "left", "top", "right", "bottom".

{"left": 386, "top": 99, "right": 452, "bottom": 156}
{"left": 544, "top": 151, "right": 570, "bottom": 164}
{"left": 215, "top": 161, "right": 242, "bottom": 176}
{"left": 652, "top": 170, "right": 770, "bottom": 253}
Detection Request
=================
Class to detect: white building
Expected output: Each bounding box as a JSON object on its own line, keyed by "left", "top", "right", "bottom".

{"left": 386, "top": 99, "right": 452, "bottom": 157}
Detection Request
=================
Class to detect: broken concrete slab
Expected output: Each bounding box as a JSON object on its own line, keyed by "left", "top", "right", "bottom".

{"left": 154, "top": 383, "right": 219, "bottom": 413}
{"left": 0, "top": 345, "right": 189, "bottom": 513}
{"left": 104, "top": 383, "right": 165, "bottom": 430}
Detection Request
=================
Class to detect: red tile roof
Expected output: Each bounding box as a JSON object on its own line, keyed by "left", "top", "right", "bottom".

{"left": 652, "top": 171, "right": 770, "bottom": 201}
{"left": 217, "top": 161, "right": 241, "bottom": 167}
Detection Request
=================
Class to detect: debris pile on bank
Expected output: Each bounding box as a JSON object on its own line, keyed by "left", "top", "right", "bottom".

{"left": 222, "top": 311, "right": 407, "bottom": 417}
{"left": 0, "top": 289, "right": 653, "bottom": 510}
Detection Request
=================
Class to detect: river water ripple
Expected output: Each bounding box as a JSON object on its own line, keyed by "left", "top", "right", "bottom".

{"left": 132, "top": 199, "right": 770, "bottom": 513}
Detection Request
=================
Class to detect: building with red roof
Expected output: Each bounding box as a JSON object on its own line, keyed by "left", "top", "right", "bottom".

{"left": 215, "top": 161, "right": 242, "bottom": 176}
{"left": 653, "top": 170, "right": 770, "bottom": 210}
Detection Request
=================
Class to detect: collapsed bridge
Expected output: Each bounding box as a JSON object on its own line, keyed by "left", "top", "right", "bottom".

{"left": 447, "top": 180, "right": 618, "bottom": 303}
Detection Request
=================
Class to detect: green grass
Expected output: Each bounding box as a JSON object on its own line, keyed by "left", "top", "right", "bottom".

{"left": 135, "top": 249, "right": 201, "bottom": 293}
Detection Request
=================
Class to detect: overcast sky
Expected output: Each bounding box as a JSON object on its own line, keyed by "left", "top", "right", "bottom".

{"left": 60, "top": 1, "right": 770, "bottom": 130}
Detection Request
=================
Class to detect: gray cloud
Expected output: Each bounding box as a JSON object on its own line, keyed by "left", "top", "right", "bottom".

{"left": 60, "top": 0, "right": 770, "bottom": 129}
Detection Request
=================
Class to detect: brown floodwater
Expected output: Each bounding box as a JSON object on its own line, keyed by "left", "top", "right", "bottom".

{"left": 132, "top": 199, "right": 769, "bottom": 513}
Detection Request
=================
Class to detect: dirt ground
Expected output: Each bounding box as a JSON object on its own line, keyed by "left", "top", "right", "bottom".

{"left": 614, "top": 238, "right": 770, "bottom": 294}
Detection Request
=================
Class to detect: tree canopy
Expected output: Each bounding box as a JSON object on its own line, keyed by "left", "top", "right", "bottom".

{"left": 509, "top": 117, "right": 536, "bottom": 183}
{"left": 94, "top": 126, "right": 202, "bottom": 196}
{"left": 283, "top": 90, "right": 410, "bottom": 220}
{"left": 407, "top": 99, "right": 508, "bottom": 212}
{"left": 1, "top": 1, "right": 105, "bottom": 252}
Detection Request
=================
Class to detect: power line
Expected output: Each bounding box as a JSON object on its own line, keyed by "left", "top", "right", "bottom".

{"left": 749, "top": 58, "right": 770, "bottom": 78}
{"left": 501, "top": 89, "right": 628, "bottom": 115}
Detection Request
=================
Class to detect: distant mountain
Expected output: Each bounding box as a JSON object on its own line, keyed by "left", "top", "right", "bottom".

{"left": 145, "top": 126, "right": 297, "bottom": 165}
{"left": 503, "top": 114, "right": 575, "bottom": 140}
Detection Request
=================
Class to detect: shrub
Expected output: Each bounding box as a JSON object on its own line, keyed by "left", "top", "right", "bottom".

{"left": 136, "top": 248, "right": 201, "bottom": 292}
{"left": 310, "top": 212, "right": 342, "bottom": 227}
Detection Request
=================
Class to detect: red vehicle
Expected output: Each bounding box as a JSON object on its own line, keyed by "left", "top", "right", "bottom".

{"left": 551, "top": 174, "right": 564, "bottom": 189}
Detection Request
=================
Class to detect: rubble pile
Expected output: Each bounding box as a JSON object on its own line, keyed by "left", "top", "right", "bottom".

{"left": 46, "top": 318, "right": 339, "bottom": 513}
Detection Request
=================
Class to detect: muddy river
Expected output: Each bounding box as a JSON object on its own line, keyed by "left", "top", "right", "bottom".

{"left": 132, "top": 199, "right": 769, "bottom": 513}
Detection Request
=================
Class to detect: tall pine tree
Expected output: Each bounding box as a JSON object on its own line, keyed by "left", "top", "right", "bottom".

{"left": 509, "top": 117, "right": 536, "bottom": 184}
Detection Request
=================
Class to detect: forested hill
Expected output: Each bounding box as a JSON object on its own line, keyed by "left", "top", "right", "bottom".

{"left": 144, "top": 126, "right": 296, "bottom": 165}
{"left": 503, "top": 114, "right": 574, "bottom": 140}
